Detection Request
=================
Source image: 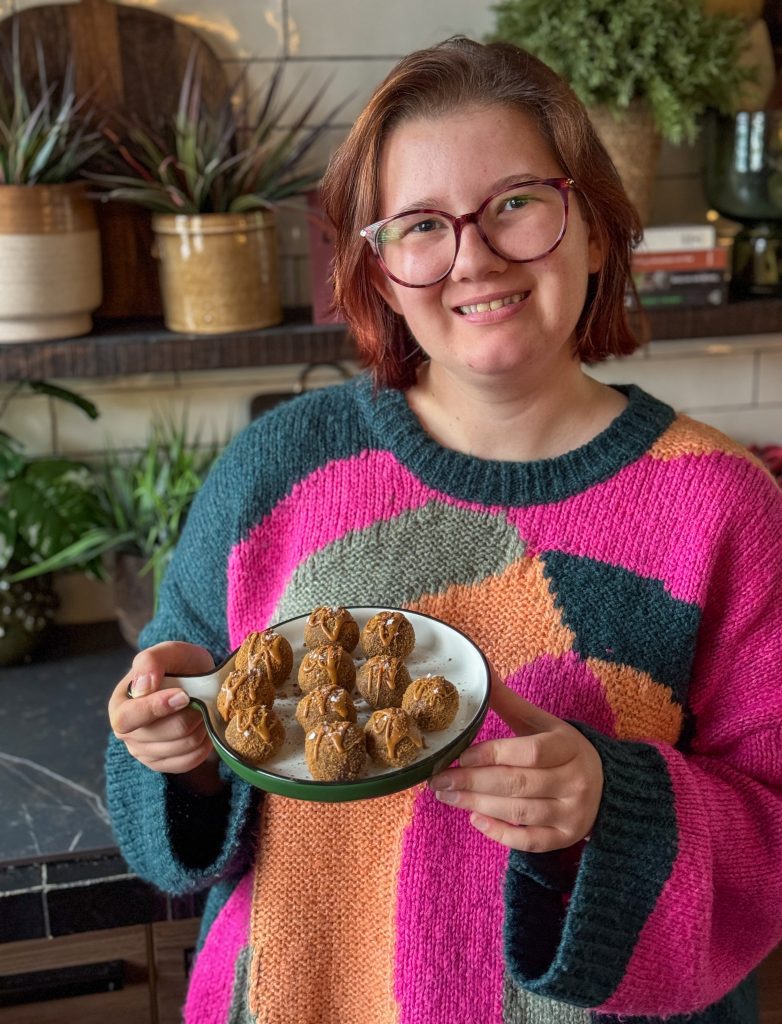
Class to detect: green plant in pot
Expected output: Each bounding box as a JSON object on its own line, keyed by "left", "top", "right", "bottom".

{"left": 87, "top": 50, "right": 346, "bottom": 335}
{"left": 487, "top": 0, "right": 756, "bottom": 223}
{"left": 0, "top": 27, "right": 105, "bottom": 341}
{"left": 70, "top": 416, "right": 223, "bottom": 647}
{"left": 0, "top": 382, "right": 107, "bottom": 665}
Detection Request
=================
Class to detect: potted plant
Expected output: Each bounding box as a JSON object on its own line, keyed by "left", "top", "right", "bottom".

{"left": 88, "top": 51, "right": 345, "bottom": 335}
{"left": 0, "top": 382, "right": 107, "bottom": 664}
{"left": 0, "top": 28, "right": 105, "bottom": 342}
{"left": 488, "top": 0, "right": 757, "bottom": 222}
{"left": 59, "top": 416, "right": 223, "bottom": 647}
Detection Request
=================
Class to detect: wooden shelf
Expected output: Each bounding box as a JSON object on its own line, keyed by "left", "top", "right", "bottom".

{"left": 0, "top": 300, "right": 780, "bottom": 381}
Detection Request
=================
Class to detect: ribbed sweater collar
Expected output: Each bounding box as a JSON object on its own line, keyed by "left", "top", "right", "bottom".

{"left": 354, "top": 375, "right": 676, "bottom": 507}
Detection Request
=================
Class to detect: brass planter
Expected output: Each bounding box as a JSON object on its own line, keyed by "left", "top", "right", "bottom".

{"left": 152, "top": 211, "right": 283, "bottom": 334}
{"left": 0, "top": 182, "right": 102, "bottom": 342}
{"left": 588, "top": 102, "right": 662, "bottom": 226}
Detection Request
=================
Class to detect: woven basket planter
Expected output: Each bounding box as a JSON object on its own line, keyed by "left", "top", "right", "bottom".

{"left": 588, "top": 102, "right": 663, "bottom": 226}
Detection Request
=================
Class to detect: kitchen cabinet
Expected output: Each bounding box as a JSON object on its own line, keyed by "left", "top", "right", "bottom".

{"left": 0, "top": 919, "right": 199, "bottom": 1023}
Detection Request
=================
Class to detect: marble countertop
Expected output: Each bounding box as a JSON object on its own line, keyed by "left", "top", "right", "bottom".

{"left": 0, "top": 622, "right": 132, "bottom": 867}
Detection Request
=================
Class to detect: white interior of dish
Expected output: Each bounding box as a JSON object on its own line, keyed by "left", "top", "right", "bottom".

{"left": 205, "top": 608, "right": 489, "bottom": 782}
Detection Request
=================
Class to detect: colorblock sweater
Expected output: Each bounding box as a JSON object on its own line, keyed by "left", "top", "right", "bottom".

{"left": 105, "top": 375, "right": 782, "bottom": 1024}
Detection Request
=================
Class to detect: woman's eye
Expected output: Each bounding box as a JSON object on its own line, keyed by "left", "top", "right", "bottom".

{"left": 503, "top": 195, "right": 532, "bottom": 210}
{"left": 410, "top": 218, "right": 441, "bottom": 234}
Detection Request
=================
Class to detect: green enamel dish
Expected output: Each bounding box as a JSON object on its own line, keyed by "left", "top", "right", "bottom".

{"left": 161, "top": 607, "right": 491, "bottom": 803}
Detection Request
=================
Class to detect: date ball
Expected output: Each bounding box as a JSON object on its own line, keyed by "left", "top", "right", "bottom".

{"left": 303, "top": 606, "right": 359, "bottom": 652}
{"left": 225, "top": 705, "right": 285, "bottom": 766}
{"left": 402, "top": 675, "right": 459, "bottom": 731}
{"left": 365, "top": 707, "right": 424, "bottom": 769}
{"left": 304, "top": 720, "right": 367, "bottom": 781}
{"left": 297, "top": 642, "right": 356, "bottom": 694}
{"left": 295, "top": 684, "right": 357, "bottom": 730}
{"left": 217, "top": 667, "right": 276, "bottom": 722}
{"left": 359, "top": 610, "right": 415, "bottom": 659}
{"left": 355, "top": 655, "right": 411, "bottom": 709}
{"left": 235, "top": 629, "right": 293, "bottom": 685}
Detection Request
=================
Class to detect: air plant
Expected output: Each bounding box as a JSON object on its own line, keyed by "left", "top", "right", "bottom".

{"left": 88, "top": 49, "right": 347, "bottom": 214}
{"left": 0, "top": 24, "right": 104, "bottom": 185}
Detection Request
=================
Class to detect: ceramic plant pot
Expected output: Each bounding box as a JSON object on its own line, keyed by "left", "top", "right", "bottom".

{"left": 0, "top": 182, "right": 102, "bottom": 343}
{"left": 152, "top": 210, "right": 283, "bottom": 334}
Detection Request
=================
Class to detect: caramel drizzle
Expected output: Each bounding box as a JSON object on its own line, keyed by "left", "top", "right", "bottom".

{"left": 408, "top": 676, "right": 447, "bottom": 700}
{"left": 308, "top": 721, "right": 359, "bottom": 759}
{"left": 309, "top": 686, "right": 349, "bottom": 719}
{"left": 235, "top": 706, "right": 272, "bottom": 742}
{"left": 308, "top": 606, "right": 349, "bottom": 643}
{"left": 365, "top": 658, "right": 400, "bottom": 704}
{"left": 368, "top": 711, "right": 423, "bottom": 758}
{"left": 375, "top": 613, "right": 402, "bottom": 647}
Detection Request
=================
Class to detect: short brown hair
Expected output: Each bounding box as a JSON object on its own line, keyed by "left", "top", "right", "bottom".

{"left": 320, "top": 36, "right": 645, "bottom": 390}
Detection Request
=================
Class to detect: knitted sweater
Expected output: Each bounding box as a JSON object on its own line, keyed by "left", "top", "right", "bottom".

{"left": 105, "top": 374, "right": 782, "bottom": 1024}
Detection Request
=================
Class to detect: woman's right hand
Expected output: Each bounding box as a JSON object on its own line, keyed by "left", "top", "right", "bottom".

{"left": 108, "top": 641, "right": 221, "bottom": 791}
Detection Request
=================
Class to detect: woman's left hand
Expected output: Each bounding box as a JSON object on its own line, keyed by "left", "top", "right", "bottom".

{"left": 428, "top": 673, "right": 603, "bottom": 852}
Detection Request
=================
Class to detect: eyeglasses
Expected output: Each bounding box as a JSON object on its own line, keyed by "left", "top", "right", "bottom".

{"left": 360, "top": 177, "right": 574, "bottom": 288}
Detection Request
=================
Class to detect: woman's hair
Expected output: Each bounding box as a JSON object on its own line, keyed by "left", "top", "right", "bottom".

{"left": 320, "top": 36, "right": 645, "bottom": 390}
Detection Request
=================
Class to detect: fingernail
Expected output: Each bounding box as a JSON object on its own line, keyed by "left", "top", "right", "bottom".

{"left": 435, "top": 790, "right": 458, "bottom": 805}
{"left": 168, "top": 691, "right": 190, "bottom": 710}
{"left": 131, "top": 674, "right": 151, "bottom": 697}
{"left": 471, "top": 814, "right": 490, "bottom": 832}
{"left": 458, "top": 751, "right": 476, "bottom": 767}
{"left": 429, "top": 774, "right": 451, "bottom": 790}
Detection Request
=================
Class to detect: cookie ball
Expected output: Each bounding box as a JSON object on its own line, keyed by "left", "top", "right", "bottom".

{"left": 304, "top": 720, "right": 367, "bottom": 781}
{"left": 355, "top": 655, "right": 412, "bottom": 709}
{"left": 297, "top": 642, "right": 356, "bottom": 694}
{"left": 217, "top": 667, "right": 276, "bottom": 722}
{"left": 225, "top": 705, "right": 285, "bottom": 766}
{"left": 359, "top": 610, "right": 416, "bottom": 659}
{"left": 235, "top": 630, "right": 293, "bottom": 685}
{"left": 365, "top": 707, "right": 425, "bottom": 769}
{"left": 303, "top": 606, "right": 360, "bottom": 652}
{"left": 402, "top": 675, "right": 459, "bottom": 731}
{"left": 295, "top": 684, "right": 357, "bottom": 730}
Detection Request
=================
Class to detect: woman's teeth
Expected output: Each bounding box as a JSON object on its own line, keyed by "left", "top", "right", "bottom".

{"left": 458, "top": 293, "right": 525, "bottom": 315}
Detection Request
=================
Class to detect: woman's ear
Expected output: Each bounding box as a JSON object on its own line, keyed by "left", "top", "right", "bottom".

{"left": 586, "top": 224, "right": 605, "bottom": 275}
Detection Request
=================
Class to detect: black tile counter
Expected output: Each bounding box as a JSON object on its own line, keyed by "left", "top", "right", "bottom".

{"left": 0, "top": 623, "right": 205, "bottom": 945}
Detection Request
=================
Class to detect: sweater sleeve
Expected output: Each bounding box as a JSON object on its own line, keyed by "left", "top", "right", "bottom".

{"left": 105, "top": 422, "right": 275, "bottom": 893}
{"left": 503, "top": 467, "right": 782, "bottom": 1016}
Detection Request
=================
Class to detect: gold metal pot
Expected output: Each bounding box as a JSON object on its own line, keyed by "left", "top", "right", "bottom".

{"left": 152, "top": 210, "right": 283, "bottom": 334}
{"left": 0, "top": 182, "right": 102, "bottom": 342}
{"left": 588, "top": 102, "right": 663, "bottom": 226}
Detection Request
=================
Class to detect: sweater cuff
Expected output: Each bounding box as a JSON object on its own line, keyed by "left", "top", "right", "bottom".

{"left": 105, "top": 735, "right": 258, "bottom": 895}
{"left": 504, "top": 724, "right": 677, "bottom": 1007}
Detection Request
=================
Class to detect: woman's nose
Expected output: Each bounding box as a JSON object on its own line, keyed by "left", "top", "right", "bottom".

{"left": 450, "top": 222, "right": 507, "bottom": 280}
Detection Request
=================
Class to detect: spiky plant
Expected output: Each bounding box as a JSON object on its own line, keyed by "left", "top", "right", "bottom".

{"left": 88, "top": 49, "right": 347, "bottom": 214}
{"left": 0, "top": 25, "right": 104, "bottom": 185}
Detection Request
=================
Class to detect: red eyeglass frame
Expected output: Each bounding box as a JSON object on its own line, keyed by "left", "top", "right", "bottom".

{"left": 359, "top": 176, "right": 575, "bottom": 288}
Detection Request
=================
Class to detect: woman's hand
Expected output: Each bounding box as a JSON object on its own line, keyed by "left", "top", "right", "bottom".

{"left": 428, "top": 673, "right": 603, "bottom": 852}
{"left": 108, "top": 641, "right": 223, "bottom": 792}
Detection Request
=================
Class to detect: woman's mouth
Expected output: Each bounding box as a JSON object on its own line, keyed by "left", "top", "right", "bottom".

{"left": 455, "top": 292, "right": 529, "bottom": 316}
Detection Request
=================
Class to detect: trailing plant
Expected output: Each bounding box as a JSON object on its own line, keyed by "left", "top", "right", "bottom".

{"left": 0, "top": 25, "right": 104, "bottom": 184}
{"left": 488, "top": 0, "right": 756, "bottom": 144}
{"left": 87, "top": 49, "right": 347, "bottom": 214}
{"left": 0, "top": 381, "right": 107, "bottom": 587}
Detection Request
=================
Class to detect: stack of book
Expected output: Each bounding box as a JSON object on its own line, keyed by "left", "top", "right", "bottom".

{"left": 630, "top": 224, "right": 729, "bottom": 309}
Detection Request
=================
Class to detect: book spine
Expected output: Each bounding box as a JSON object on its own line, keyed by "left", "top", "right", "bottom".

{"left": 634, "top": 282, "right": 728, "bottom": 309}
{"left": 632, "top": 248, "right": 728, "bottom": 272}
{"left": 633, "top": 269, "right": 726, "bottom": 293}
{"left": 637, "top": 225, "right": 717, "bottom": 253}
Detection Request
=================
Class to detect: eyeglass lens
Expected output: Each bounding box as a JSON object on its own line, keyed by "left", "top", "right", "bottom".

{"left": 375, "top": 182, "right": 566, "bottom": 287}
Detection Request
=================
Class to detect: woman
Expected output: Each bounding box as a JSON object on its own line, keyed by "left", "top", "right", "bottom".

{"left": 107, "top": 37, "right": 782, "bottom": 1024}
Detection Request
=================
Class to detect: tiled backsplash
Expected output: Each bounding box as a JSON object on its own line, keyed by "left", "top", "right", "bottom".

{"left": 4, "top": 0, "right": 709, "bottom": 309}
{"left": 1, "top": 0, "right": 777, "bottom": 451}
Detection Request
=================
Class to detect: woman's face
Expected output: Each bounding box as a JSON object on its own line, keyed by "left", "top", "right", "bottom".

{"left": 373, "top": 104, "right": 603, "bottom": 387}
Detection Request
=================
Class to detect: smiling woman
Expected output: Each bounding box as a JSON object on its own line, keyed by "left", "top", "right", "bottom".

{"left": 105, "top": 35, "right": 782, "bottom": 1024}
